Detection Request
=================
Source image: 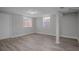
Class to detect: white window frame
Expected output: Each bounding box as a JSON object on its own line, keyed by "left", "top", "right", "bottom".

{"left": 23, "top": 16, "right": 32, "bottom": 27}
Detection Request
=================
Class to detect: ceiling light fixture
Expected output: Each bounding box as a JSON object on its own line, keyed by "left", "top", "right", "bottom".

{"left": 26, "top": 9, "right": 39, "bottom": 14}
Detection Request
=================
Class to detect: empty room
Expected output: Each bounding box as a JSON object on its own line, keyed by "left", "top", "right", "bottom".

{"left": 0, "top": 7, "right": 79, "bottom": 51}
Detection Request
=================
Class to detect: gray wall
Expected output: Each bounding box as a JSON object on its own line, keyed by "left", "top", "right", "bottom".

{"left": 36, "top": 15, "right": 56, "bottom": 35}
{"left": 32, "top": 17, "right": 37, "bottom": 33}
{"left": 0, "top": 13, "right": 10, "bottom": 39}
{"left": 11, "top": 14, "right": 25, "bottom": 37}
{"left": 36, "top": 14, "right": 78, "bottom": 39}
{"left": 0, "top": 12, "right": 78, "bottom": 40}
{"left": 77, "top": 13, "right": 79, "bottom": 41}
{"left": 60, "top": 14, "right": 77, "bottom": 39}
{"left": 0, "top": 13, "right": 35, "bottom": 39}
{"left": 11, "top": 14, "right": 34, "bottom": 37}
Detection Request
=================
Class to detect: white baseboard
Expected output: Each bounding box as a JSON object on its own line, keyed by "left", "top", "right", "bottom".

{"left": 36, "top": 32, "right": 77, "bottom": 39}
{"left": 0, "top": 33, "right": 34, "bottom": 40}
{"left": 77, "top": 39, "right": 79, "bottom": 42}
{"left": 10, "top": 34, "right": 26, "bottom": 38}
{"left": 0, "top": 32, "right": 78, "bottom": 40}
{"left": 36, "top": 32, "right": 56, "bottom": 36}
{"left": 10, "top": 33, "right": 34, "bottom": 38}
{"left": 0, "top": 36, "right": 10, "bottom": 40}
{"left": 60, "top": 35, "right": 78, "bottom": 39}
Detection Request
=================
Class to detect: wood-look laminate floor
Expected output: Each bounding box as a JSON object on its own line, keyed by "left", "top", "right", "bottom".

{"left": 0, "top": 33, "right": 79, "bottom": 51}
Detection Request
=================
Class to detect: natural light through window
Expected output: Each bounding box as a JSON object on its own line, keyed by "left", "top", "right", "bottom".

{"left": 23, "top": 17, "right": 32, "bottom": 27}
{"left": 43, "top": 16, "right": 50, "bottom": 27}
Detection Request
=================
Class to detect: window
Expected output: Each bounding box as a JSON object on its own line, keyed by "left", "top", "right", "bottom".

{"left": 43, "top": 16, "right": 50, "bottom": 27}
{"left": 23, "top": 17, "right": 32, "bottom": 27}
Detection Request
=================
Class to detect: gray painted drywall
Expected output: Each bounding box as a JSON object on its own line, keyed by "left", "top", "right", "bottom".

{"left": 0, "top": 13, "right": 10, "bottom": 39}
{"left": 77, "top": 13, "right": 79, "bottom": 41}
{"left": 36, "top": 14, "right": 78, "bottom": 39}
{"left": 11, "top": 14, "right": 34, "bottom": 37}
{"left": 0, "top": 13, "right": 35, "bottom": 39}
{"left": 60, "top": 14, "right": 77, "bottom": 39}
{"left": 0, "top": 12, "right": 78, "bottom": 40}
{"left": 32, "top": 17, "right": 37, "bottom": 33}
{"left": 36, "top": 15, "right": 56, "bottom": 36}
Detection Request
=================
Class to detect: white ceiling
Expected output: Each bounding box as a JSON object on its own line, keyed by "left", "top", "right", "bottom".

{"left": 0, "top": 7, "right": 79, "bottom": 17}
{"left": 59, "top": 7, "right": 79, "bottom": 13}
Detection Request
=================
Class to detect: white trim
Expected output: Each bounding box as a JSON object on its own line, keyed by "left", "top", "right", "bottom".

{"left": 61, "top": 35, "right": 78, "bottom": 39}
{"left": 36, "top": 32, "right": 77, "bottom": 39}
{"left": 36, "top": 32, "right": 55, "bottom": 36}
{"left": 0, "top": 32, "right": 77, "bottom": 40}
{"left": 77, "top": 38, "right": 79, "bottom": 43}
{"left": 0, "top": 36, "right": 10, "bottom": 40}
{"left": 0, "top": 33, "right": 34, "bottom": 40}
{"left": 10, "top": 33, "right": 34, "bottom": 38}
{"left": 56, "top": 13, "right": 60, "bottom": 44}
{"left": 10, "top": 34, "right": 26, "bottom": 38}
